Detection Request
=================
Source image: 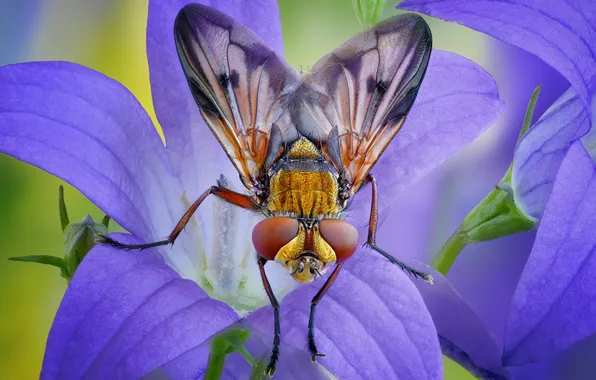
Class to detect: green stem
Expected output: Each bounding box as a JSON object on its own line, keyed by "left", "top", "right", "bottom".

{"left": 203, "top": 353, "right": 226, "bottom": 380}
{"left": 431, "top": 228, "right": 469, "bottom": 275}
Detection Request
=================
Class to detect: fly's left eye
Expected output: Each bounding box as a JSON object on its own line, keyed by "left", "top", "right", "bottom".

{"left": 252, "top": 217, "right": 299, "bottom": 260}
{"left": 319, "top": 219, "right": 359, "bottom": 262}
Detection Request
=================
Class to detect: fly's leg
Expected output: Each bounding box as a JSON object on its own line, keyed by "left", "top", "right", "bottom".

{"left": 99, "top": 183, "right": 257, "bottom": 250}
{"left": 308, "top": 263, "right": 343, "bottom": 363}
{"left": 363, "top": 173, "right": 433, "bottom": 284}
{"left": 258, "top": 257, "right": 281, "bottom": 376}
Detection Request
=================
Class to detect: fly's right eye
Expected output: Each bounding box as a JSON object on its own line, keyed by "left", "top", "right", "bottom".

{"left": 252, "top": 217, "right": 299, "bottom": 260}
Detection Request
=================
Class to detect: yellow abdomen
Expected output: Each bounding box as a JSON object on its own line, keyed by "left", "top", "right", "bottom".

{"left": 268, "top": 169, "right": 340, "bottom": 217}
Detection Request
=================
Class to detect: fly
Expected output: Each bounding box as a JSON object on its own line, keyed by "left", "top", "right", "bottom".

{"left": 102, "top": 4, "right": 434, "bottom": 376}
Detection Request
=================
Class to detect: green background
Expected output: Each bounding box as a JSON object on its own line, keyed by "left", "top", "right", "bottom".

{"left": 0, "top": 0, "right": 491, "bottom": 378}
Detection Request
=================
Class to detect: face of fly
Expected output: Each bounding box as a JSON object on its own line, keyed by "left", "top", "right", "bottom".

{"left": 252, "top": 217, "right": 359, "bottom": 283}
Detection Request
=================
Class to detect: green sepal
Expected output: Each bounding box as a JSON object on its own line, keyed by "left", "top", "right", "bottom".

{"left": 517, "top": 85, "right": 542, "bottom": 140}
{"left": 101, "top": 215, "right": 110, "bottom": 228}
{"left": 58, "top": 185, "right": 70, "bottom": 232}
{"left": 8, "top": 255, "right": 70, "bottom": 280}
{"left": 352, "top": 0, "right": 387, "bottom": 29}
{"left": 462, "top": 186, "right": 537, "bottom": 243}
{"left": 250, "top": 352, "right": 269, "bottom": 380}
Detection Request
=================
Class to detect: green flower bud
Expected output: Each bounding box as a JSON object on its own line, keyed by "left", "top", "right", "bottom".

{"left": 461, "top": 182, "right": 536, "bottom": 244}
{"left": 432, "top": 86, "right": 542, "bottom": 275}
{"left": 9, "top": 185, "right": 108, "bottom": 281}
{"left": 63, "top": 215, "right": 108, "bottom": 277}
{"left": 205, "top": 328, "right": 255, "bottom": 380}
{"left": 352, "top": 0, "right": 387, "bottom": 29}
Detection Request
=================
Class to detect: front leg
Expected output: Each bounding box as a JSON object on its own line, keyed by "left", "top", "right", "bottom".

{"left": 363, "top": 173, "right": 433, "bottom": 284}
{"left": 308, "top": 263, "right": 343, "bottom": 363}
{"left": 258, "top": 257, "right": 281, "bottom": 377}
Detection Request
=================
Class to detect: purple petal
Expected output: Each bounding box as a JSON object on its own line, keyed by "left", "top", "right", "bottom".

{"left": 248, "top": 253, "right": 442, "bottom": 379}
{"left": 0, "top": 62, "right": 182, "bottom": 242}
{"left": 512, "top": 88, "right": 590, "bottom": 219}
{"left": 399, "top": 0, "right": 596, "bottom": 118}
{"left": 582, "top": 117, "right": 596, "bottom": 160}
{"left": 147, "top": 0, "right": 284, "bottom": 197}
{"left": 162, "top": 324, "right": 331, "bottom": 379}
{"left": 373, "top": 171, "right": 444, "bottom": 263}
{"left": 42, "top": 234, "right": 238, "bottom": 379}
{"left": 504, "top": 142, "right": 596, "bottom": 365}
{"left": 411, "top": 263, "right": 510, "bottom": 379}
{"left": 347, "top": 50, "right": 503, "bottom": 226}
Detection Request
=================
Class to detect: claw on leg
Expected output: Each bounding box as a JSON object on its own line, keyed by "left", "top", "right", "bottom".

{"left": 371, "top": 243, "right": 434, "bottom": 284}
{"left": 310, "top": 352, "right": 326, "bottom": 364}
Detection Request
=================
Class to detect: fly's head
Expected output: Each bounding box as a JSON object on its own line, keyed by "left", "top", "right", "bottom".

{"left": 252, "top": 216, "right": 359, "bottom": 283}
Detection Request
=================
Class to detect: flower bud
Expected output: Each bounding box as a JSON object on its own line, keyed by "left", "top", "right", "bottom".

{"left": 63, "top": 215, "right": 108, "bottom": 278}
{"left": 9, "top": 186, "right": 108, "bottom": 281}
{"left": 432, "top": 86, "right": 542, "bottom": 274}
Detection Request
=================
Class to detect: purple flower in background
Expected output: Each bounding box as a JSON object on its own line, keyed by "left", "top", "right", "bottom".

{"left": 399, "top": 0, "right": 596, "bottom": 120}
{"left": 512, "top": 88, "right": 589, "bottom": 221}
{"left": 399, "top": 0, "right": 596, "bottom": 369}
{"left": 0, "top": 0, "right": 41, "bottom": 65}
{"left": 505, "top": 141, "right": 596, "bottom": 366}
{"left": 0, "top": 0, "right": 507, "bottom": 378}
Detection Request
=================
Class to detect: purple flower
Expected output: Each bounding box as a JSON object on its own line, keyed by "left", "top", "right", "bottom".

{"left": 399, "top": 0, "right": 596, "bottom": 121}
{"left": 0, "top": 0, "right": 505, "bottom": 378}
{"left": 505, "top": 141, "right": 596, "bottom": 366}
{"left": 398, "top": 0, "right": 596, "bottom": 368}
{"left": 512, "top": 88, "right": 589, "bottom": 221}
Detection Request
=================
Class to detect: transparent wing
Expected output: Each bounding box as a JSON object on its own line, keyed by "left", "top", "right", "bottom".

{"left": 290, "top": 14, "right": 432, "bottom": 192}
{"left": 175, "top": 4, "right": 301, "bottom": 189}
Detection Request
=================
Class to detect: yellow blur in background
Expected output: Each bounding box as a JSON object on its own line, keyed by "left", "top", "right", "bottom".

{"left": 0, "top": 0, "right": 489, "bottom": 378}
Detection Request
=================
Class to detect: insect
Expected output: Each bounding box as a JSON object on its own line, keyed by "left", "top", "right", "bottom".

{"left": 102, "top": 3, "right": 433, "bottom": 376}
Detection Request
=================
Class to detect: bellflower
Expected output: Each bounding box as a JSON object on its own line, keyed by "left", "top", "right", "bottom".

{"left": 504, "top": 141, "right": 596, "bottom": 366}
{"left": 398, "top": 0, "right": 596, "bottom": 121}
{"left": 399, "top": 0, "right": 596, "bottom": 368}
{"left": 0, "top": 0, "right": 507, "bottom": 378}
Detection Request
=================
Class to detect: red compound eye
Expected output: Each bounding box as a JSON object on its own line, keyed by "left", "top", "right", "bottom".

{"left": 252, "top": 217, "right": 299, "bottom": 260}
{"left": 319, "top": 219, "right": 359, "bottom": 262}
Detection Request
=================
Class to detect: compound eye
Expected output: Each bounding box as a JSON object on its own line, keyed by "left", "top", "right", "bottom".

{"left": 252, "top": 217, "right": 299, "bottom": 260}
{"left": 319, "top": 219, "right": 359, "bottom": 262}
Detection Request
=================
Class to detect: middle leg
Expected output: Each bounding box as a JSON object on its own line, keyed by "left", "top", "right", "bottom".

{"left": 363, "top": 173, "right": 433, "bottom": 284}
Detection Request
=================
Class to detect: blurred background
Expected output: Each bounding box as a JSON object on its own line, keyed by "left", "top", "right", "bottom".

{"left": 0, "top": 0, "right": 593, "bottom": 379}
